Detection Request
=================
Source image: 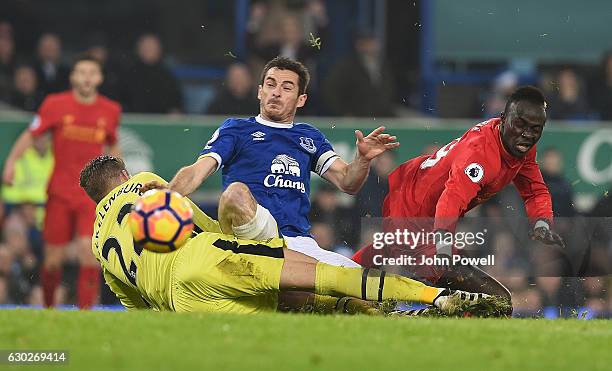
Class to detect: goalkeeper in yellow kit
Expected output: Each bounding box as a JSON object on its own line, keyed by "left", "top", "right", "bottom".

{"left": 80, "top": 156, "right": 492, "bottom": 315}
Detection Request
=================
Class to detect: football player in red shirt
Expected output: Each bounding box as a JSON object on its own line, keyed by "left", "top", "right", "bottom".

{"left": 3, "top": 55, "right": 121, "bottom": 308}
{"left": 352, "top": 86, "right": 564, "bottom": 313}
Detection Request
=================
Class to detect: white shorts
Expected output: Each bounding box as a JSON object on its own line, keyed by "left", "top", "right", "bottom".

{"left": 284, "top": 236, "right": 361, "bottom": 267}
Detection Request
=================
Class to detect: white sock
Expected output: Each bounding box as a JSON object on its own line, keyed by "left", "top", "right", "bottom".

{"left": 232, "top": 204, "right": 279, "bottom": 240}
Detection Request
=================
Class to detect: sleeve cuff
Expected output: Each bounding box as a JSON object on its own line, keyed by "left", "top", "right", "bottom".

{"left": 315, "top": 150, "right": 339, "bottom": 176}
{"left": 534, "top": 219, "right": 550, "bottom": 230}
{"left": 198, "top": 152, "right": 222, "bottom": 172}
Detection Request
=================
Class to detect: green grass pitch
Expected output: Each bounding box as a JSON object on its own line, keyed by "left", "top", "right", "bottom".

{"left": 1, "top": 309, "right": 611, "bottom": 371}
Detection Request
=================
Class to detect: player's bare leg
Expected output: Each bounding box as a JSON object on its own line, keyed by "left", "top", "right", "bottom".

{"left": 218, "top": 182, "right": 279, "bottom": 239}
{"left": 43, "top": 245, "right": 64, "bottom": 271}
{"left": 218, "top": 182, "right": 359, "bottom": 268}
{"left": 437, "top": 264, "right": 513, "bottom": 315}
{"left": 278, "top": 248, "right": 490, "bottom": 315}
{"left": 41, "top": 245, "right": 65, "bottom": 307}
{"left": 218, "top": 182, "right": 256, "bottom": 233}
{"left": 76, "top": 236, "right": 100, "bottom": 309}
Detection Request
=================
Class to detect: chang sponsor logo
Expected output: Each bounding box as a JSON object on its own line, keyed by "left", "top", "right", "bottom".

{"left": 264, "top": 154, "right": 306, "bottom": 193}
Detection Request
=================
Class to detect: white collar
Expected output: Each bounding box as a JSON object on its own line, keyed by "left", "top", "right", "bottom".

{"left": 255, "top": 114, "right": 293, "bottom": 128}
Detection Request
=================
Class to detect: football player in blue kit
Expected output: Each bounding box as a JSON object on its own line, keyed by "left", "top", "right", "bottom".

{"left": 144, "top": 57, "right": 398, "bottom": 267}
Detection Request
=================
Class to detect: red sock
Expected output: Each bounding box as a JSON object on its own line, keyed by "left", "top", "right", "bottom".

{"left": 78, "top": 266, "right": 100, "bottom": 309}
{"left": 41, "top": 267, "right": 62, "bottom": 308}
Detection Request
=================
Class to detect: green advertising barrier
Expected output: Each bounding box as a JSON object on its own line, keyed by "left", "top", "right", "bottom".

{"left": 1, "top": 116, "right": 611, "bottom": 199}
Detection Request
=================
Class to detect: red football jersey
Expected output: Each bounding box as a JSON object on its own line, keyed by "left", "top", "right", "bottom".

{"left": 383, "top": 117, "right": 553, "bottom": 230}
{"left": 353, "top": 118, "right": 553, "bottom": 269}
{"left": 29, "top": 91, "right": 121, "bottom": 200}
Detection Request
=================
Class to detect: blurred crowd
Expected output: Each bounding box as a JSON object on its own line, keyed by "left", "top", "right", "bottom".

{"left": 479, "top": 62, "right": 612, "bottom": 122}
{"left": 0, "top": 23, "right": 182, "bottom": 114}
{"left": 1, "top": 1, "right": 608, "bottom": 119}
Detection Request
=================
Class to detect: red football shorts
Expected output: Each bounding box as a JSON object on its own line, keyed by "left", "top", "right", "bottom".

{"left": 43, "top": 195, "right": 96, "bottom": 246}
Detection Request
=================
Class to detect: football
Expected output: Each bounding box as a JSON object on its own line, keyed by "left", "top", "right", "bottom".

{"left": 128, "top": 189, "right": 194, "bottom": 253}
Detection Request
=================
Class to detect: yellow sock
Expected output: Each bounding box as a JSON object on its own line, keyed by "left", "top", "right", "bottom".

{"left": 314, "top": 262, "right": 441, "bottom": 304}
{"left": 313, "top": 295, "right": 381, "bottom": 315}
{"left": 312, "top": 294, "right": 340, "bottom": 314}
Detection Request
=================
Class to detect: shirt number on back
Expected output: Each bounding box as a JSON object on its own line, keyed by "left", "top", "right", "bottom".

{"left": 100, "top": 203, "right": 142, "bottom": 286}
{"left": 420, "top": 138, "right": 460, "bottom": 169}
{"left": 102, "top": 237, "right": 137, "bottom": 286}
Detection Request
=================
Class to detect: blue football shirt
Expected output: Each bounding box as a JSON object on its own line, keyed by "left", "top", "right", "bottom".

{"left": 199, "top": 115, "right": 339, "bottom": 237}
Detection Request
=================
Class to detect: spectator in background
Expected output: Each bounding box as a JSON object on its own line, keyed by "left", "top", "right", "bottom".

{"left": 206, "top": 63, "right": 258, "bottom": 115}
{"left": 246, "top": 1, "right": 280, "bottom": 49}
{"left": 87, "top": 34, "right": 121, "bottom": 101}
{"left": 588, "top": 183, "right": 612, "bottom": 277}
{"left": 583, "top": 277, "right": 608, "bottom": 316}
{"left": 247, "top": 0, "right": 327, "bottom": 61}
{"left": 547, "top": 68, "right": 591, "bottom": 120}
{"left": 0, "top": 246, "right": 11, "bottom": 304}
{"left": 323, "top": 31, "right": 395, "bottom": 117}
{"left": 588, "top": 51, "right": 612, "bottom": 120}
{"left": 0, "top": 22, "right": 15, "bottom": 103}
{"left": 2, "top": 208, "right": 39, "bottom": 304}
{"left": 245, "top": 2, "right": 326, "bottom": 114}
{"left": 302, "top": 0, "right": 329, "bottom": 39}
{"left": 483, "top": 71, "right": 518, "bottom": 118}
{"left": 0, "top": 199, "right": 4, "bottom": 238}
{"left": 1, "top": 133, "right": 52, "bottom": 210}
{"left": 591, "top": 189, "right": 612, "bottom": 218}
{"left": 355, "top": 150, "right": 395, "bottom": 217}
{"left": 310, "top": 222, "right": 354, "bottom": 258}
{"left": 254, "top": 14, "right": 317, "bottom": 67}
{"left": 33, "top": 33, "right": 70, "bottom": 95}
{"left": 123, "top": 34, "right": 182, "bottom": 113}
{"left": 540, "top": 147, "right": 575, "bottom": 217}
{"left": 309, "top": 182, "right": 360, "bottom": 248}
{"left": 9, "top": 65, "right": 43, "bottom": 111}
{"left": 535, "top": 277, "right": 561, "bottom": 308}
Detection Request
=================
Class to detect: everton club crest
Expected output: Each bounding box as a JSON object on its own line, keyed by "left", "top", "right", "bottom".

{"left": 299, "top": 137, "right": 317, "bottom": 153}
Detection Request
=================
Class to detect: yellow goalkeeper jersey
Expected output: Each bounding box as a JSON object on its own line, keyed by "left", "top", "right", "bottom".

{"left": 92, "top": 172, "right": 221, "bottom": 310}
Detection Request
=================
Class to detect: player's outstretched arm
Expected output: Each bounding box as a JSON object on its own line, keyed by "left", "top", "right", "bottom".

{"left": 141, "top": 156, "right": 218, "bottom": 197}
{"left": 2, "top": 130, "right": 34, "bottom": 185}
{"left": 323, "top": 126, "right": 399, "bottom": 194}
{"left": 137, "top": 172, "right": 222, "bottom": 233}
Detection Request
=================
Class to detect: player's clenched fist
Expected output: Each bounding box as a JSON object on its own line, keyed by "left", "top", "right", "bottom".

{"left": 140, "top": 181, "right": 168, "bottom": 194}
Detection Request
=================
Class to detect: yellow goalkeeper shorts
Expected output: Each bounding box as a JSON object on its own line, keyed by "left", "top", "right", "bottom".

{"left": 170, "top": 232, "right": 285, "bottom": 314}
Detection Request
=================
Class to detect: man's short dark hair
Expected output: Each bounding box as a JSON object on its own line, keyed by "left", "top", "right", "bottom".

{"left": 260, "top": 56, "right": 310, "bottom": 95}
{"left": 71, "top": 53, "right": 102, "bottom": 71}
{"left": 503, "top": 85, "right": 546, "bottom": 115}
{"left": 80, "top": 155, "right": 126, "bottom": 203}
